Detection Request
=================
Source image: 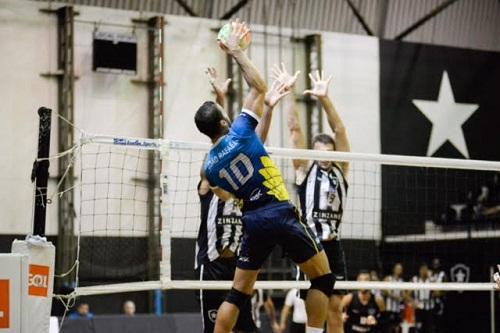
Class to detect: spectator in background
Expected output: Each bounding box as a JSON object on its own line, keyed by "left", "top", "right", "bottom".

{"left": 279, "top": 289, "right": 307, "bottom": 333}
{"left": 251, "top": 289, "right": 280, "bottom": 332}
{"left": 412, "top": 263, "right": 435, "bottom": 333}
{"left": 494, "top": 265, "right": 500, "bottom": 290}
{"left": 342, "top": 271, "right": 385, "bottom": 333}
{"left": 383, "top": 263, "right": 404, "bottom": 333}
{"left": 370, "top": 270, "right": 380, "bottom": 282}
{"left": 430, "top": 258, "right": 446, "bottom": 333}
{"left": 370, "top": 269, "right": 383, "bottom": 299}
{"left": 68, "top": 303, "right": 94, "bottom": 319}
{"left": 123, "top": 300, "right": 136, "bottom": 316}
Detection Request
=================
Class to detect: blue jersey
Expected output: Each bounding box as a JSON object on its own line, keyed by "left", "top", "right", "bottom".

{"left": 204, "top": 109, "right": 289, "bottom": 211}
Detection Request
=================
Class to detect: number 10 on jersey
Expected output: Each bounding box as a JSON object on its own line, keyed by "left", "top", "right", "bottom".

{"left": 219, "top": 153, "right": 254, "bottom": 191}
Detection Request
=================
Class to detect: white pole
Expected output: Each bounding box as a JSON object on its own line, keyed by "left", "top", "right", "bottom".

{"left": 491, "top": 266, "right": 496, "bottom": 333}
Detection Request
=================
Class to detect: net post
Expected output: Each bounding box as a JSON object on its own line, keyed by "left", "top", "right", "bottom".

{"left": 32, "top": 107, "right": 52, "bottom": 236}
{"left": 159, "top": 139, "right": 171, "bottom": 282}
{"left": 490, "top": 266, "right": 496, "bottom": 333}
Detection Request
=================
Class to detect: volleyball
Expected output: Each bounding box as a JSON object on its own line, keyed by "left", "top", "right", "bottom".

{"left": 217, "top": 22, "right": 252, "bottom": 50}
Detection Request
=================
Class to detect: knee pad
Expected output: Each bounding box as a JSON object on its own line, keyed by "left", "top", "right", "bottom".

{"left": 310, "top": 273, "right": 335, "bottom": 298}
{"left": 225, "top": 288, "right": 252, "bottom": 310}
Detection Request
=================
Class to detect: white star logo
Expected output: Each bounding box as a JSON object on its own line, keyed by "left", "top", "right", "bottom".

{"left": 455, "top": 270, "right": 466, "bottom": 282}
{"left": 412, "top": 71, "right": 479, "bottom": 158}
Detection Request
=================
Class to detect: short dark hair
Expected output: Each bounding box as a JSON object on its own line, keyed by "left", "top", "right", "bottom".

{"left": 312, "top": 133, "right": 336, "bottom": 149}
{"left": 194, "top": 101, "right": 225, "bottom": 139}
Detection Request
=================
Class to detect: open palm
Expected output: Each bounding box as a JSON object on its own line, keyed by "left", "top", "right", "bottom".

{"left": 265, "top": 80, "right": 291, "bottom": 108}
{"left": 304, "top": 70, "right": 332, "bottom": 97}
{"left": 206, "top": 67, "right": 231, "bottom": 96}
{"left": 271, "top": 62, "right": 300, "bottom": 90}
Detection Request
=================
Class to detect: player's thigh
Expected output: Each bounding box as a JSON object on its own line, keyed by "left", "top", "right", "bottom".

{"left": 238, "top": 212, "right": 277, "bottom": 271}
{"left": 322, "top": 239, "right": 348, "bottom": 295}
{"left": 323, "top": 239, "right": 347, "bottom": 279}
{"left": 297, "top": 250, "right": 331, "bottom": 280}
{"left": 279, "top": 208, "right": 327, "bottom": 278}
{"left": 197, "top": 263, "right": 227, "bottom": 333}
{"left": 232, "top": 267, "right": 260, "bottom": 295}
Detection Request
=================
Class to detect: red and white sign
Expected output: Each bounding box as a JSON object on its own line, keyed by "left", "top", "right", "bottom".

{"left": 0, "top": 279, "right": 9, "bottom": 329}
{"left": 12, "top": 239, "right": 55, "bottom": 333}
{"left": 0, "top": 253, "right": 28, "bottom": 333}
{"left": 28, "top": 265, "right": 49, "bottom": 297}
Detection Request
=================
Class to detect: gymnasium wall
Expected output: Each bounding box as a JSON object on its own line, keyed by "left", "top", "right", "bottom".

{"left": 0, "top": 0, "right": 383, "bottom": 240}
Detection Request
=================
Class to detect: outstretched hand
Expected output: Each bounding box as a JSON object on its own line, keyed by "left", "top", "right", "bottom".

{"left": 271, "top": 62, "right": 300, "bottom": 90}
{"left": 206, "top": 67, "right": 231, "bottom": 97}
{"left": 265, "top": 79, "right": 292, "bottom": 108}
{"left": 218, "top": 18, "right": 250, "bottom": 54}
{"left": 304, "top": 70, "right": 332, "bottom": 97}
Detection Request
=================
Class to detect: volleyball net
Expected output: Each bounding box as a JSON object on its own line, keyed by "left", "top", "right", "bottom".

{"left": 46, "top": 132, "right": 500, "bottom": 298}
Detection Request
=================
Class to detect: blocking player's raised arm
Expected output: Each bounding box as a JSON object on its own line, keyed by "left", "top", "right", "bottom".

{"left": 206, "top": 67, "right": 231, "bottom": 109}
{"left": 256, "top": 64, "right": 298, "bottom": 142}
{"left": 304, "top": 70, "right": 351, "bottom": 176}
{"left": 279, "top": 67, "right": 309, "bottom": 177}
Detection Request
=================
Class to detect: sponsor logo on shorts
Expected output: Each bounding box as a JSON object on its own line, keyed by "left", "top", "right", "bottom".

{"left": 238, "top": 257, "right": 250, "bottom": 263}
{"left": 29, "top": 264, "right": 50, "bottom": 297}
{"left": 0, "top": 280, "right": 9, "bottom": 328}
{"left": 249, "top": 189, "right": 262, "bottom": 201}
{"left": 208, "top": 309, "right": 218, "bottom": 323}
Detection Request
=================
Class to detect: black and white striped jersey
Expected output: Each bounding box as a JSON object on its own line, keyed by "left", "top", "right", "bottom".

{"left": 412, "top": 276, "right": 435, "bottom": 310}
{"left": 385, "top": 276, "right": 404, "bottom": 312}
{"left": 195, "top": 185, "right": 243, "bottom": 269}
{"left": 297, "top": 162, "right": 348, "bottom": 241}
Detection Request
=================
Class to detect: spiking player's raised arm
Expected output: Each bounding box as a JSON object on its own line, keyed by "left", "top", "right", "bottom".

{"left": 218, "top": 19, "right": 267, "bottom": 119}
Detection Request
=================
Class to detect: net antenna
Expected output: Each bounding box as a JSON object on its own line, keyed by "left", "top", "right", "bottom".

{"left": 31, "top": 107, "right": 52, "bottom": 237}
